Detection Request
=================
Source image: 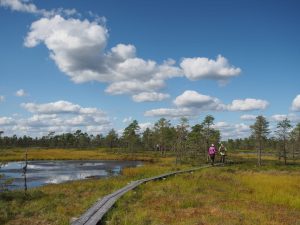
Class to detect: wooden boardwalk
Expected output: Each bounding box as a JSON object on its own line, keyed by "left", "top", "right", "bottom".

{"left": 71, "top": 164, "right": 213, "bottom": 225}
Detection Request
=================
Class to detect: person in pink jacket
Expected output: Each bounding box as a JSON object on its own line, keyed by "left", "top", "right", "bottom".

{"left": 208, "top": 144, "right": 217, "bottom": 165}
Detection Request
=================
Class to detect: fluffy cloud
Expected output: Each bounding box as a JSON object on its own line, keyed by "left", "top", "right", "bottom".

{"left": 1, "top": 100, "right": 111, "bottom": 136}
{"left": 213, "top": 121, "right": 251, "bottom": 140}
{"left": 139, "top": 122, "right": 153, "bottom": 131}
{"left": 122, "top": 116, "right": 132, "bottom": 123}
{"left": 21, "top": 100, "right": 106, "bottom": 116}
{"left": 0, "top": 0, "right": 78, "bottom": 17}
{"left": 22, "top": 14, "right": 243, "bottom": 101}
{"left": 15, "top": 89, "right": 27, "bottom": 97}
{"left": 145, "top": 90, "right": 268, "bottom": 118}
{"left": 228, "top": 98, "right": 269, "bottom": 111}
{"left": 24, "top": 15, "right": 182, "bottom": 99}
{"left": 240, "top": 114, "right": 257, "bottom": 120}
{"left": 173, "top": 90, "right": 225, "bottom": 111}
{"left": 180, "top": 55, "right": 241, "bottom": 81}
{"left": 271, "top": 114, "right": 300, "bottom": 122}
{"left": 0, "top": 117, "right": 15, "bottom": 125}
{"left": 0, "top": 0, "right": 38, "bottom": 14}
{"left": 291, "top": 95, "right": 300, "bottom": 111}
{"left": 0, "top": 95, "right": 4, "bottom": 102}
{"left": 132, "top": 92, "right": 170, "bottom": 102}
{"left": 144, "top": 108, "right": 195, "bottom": 118}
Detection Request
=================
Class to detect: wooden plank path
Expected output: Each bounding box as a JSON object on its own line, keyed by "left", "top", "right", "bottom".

{"left": 71, "top": 164, "right": 214, "bottom": 225}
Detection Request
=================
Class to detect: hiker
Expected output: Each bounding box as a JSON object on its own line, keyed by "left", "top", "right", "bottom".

{"left": 208, "top": 144, "right": 217, "bottom": 165}
{"left": 219, "top": 143, "right": 227, "bottom": 163}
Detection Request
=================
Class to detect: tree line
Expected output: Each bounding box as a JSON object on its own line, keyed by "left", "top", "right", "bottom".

{"left": 1, "top": 115, "right": 300, "bottom": 165}
{"left": 224, "top": 116, "right": 300, "bottom": 165}
{"left": 0, "top": 116, "right": 220, "bottom": 162}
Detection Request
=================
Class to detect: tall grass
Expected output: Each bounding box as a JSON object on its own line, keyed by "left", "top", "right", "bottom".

{"left": 104, "top": 168, "right": 300, "bottom": 225}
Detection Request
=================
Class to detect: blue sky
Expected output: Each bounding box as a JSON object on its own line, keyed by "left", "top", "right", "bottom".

{"left": 0, "top": 0, "right": 299, "bottom": 139}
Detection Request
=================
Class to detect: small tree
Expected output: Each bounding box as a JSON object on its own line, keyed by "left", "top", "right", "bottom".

{"left": 153, "top": 118, "right": 172, "bottom": 156}
{"left": 105, "top": 129, "right": 118, "bottom": 150}
{"left": 202, "top": 115, "right": 215, "bottom": 160}
{"left": 250, "top": 115, "right": 270, "bottom": 166}
{"left": 175, "top": 117, "right": 189, "bottom": 164}
{"left": 276, "top": 118, "right": 292, "bottom": 165}
{"left": 123, "top": 120, "right": 140, "bottom": 152}
{"left": 291, "top": 123, "right": 300, "bottom": 160}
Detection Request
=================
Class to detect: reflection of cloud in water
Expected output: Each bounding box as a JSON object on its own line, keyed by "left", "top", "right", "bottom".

{"left": 45, "top": 171, "right": 108, "bottom": 184}
{"left": 1, "top": 160, "right": 141, "bottom": 190}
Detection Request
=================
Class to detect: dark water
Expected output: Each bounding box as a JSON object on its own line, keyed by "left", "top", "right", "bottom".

{"left": 0, "top": 160, "right": 142, "bottom": 190}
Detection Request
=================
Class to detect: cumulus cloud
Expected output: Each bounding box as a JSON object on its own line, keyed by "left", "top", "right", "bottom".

{"left": 180, "top": 55, "right": 241, "bottom": 82}
{"left": 0, "top": 0, "right": 38, "bottom": 14}
{"left": 0, "top": 95, "right": 5, "bottom": 102}
{"left": 271, "top": 113, "right": 300, "bottom": 123}
{"left": 15, "top": 89, "right": 27, "bottom": 97}
{"left": 213, "top": 121, "right": 251, "bottom": 140}
{"left": 144, "top": 108, "right": 195, "bottom": 118}
{"left": 21, "top": 100, "right": 106, "bottom": 116}
{"left": 240, "top": 114, "right": 257, "bottom": 120}
{"left": 291, "top": 95, "right": 300, "bottom": 111}
{"left": 0, "top": 116, "right": 15, "bottom": 125}
{"left": 228, "top": 98, "right": 269, "bottom": 111}
{"left": 21, "top": 12, "right": 243, "bottom": 101}
{"left": 1, "top": 100, "right": 111, "bottom": 136}
{"left": 122, "top": 116, "right": 132, "bottom": 123}
{"left": 139, "top": 122, "right": 153, "bottom": 131}
{"left": 0, "top": 0, "right": 78, "bottom": 17}
{"left": 145, "top": 91, "right": 269, "bottom": 118}
{"left": 24, "top": 15, "right": 182, "bottom": 99}
{"left": 132, "top": 92, "right": 170, "bottom": 102}
{"left": 173, "top": 90, "right": 225, "bottom": 111}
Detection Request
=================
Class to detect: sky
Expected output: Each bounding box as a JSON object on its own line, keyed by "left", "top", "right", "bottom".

{"left": 0, "top": 0, "right": 300, "bottom": 139}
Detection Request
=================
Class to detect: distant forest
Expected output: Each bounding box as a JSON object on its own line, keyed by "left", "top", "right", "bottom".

{"left": 1, "top": 115, "right": 300, "bottom": 162}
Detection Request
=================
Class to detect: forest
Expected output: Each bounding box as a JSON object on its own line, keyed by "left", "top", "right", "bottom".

{"left": 1, "top": 115, "right": 300, "bottom": 165}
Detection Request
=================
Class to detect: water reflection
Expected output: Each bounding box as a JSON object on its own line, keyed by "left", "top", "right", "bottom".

{"left": 0, "top": 160, "right": 142, "bottom": 190}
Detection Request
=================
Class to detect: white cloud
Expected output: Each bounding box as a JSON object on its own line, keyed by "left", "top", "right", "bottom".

{"left": 0, "top": 0, "right": 78, "bottom": 17}
{"left": 0, "top": 117, "right": 15, "bottom": 125}
{"left": 21, "top": 101, "right": 107, "bottom": 119}
{"left": 144, "top": 108, "right": 195, "bottom": 118}
{"left": 180, "top": 55, "right": 241, "bottom": 82}
{"left": 145, "top": 91, "right": 269, "bottom": 118}
{"left": 139, "top": 122, "right": 153, "bottom": 131}
{"left": 24, "top": 15, "right": 181, "bottom": 98}
{"left": 271, "top": 113, "right": 300, "bottom": 123}
{"left": 228, "top": 98, "right": 269, "bottom": 111}
{"left": 0, "top": 95, "right": 5, "bottom": 102}
{"left": 173, "top": 90, "right": 225, "bottom": 111}
{"left": 291, "top": 95, "right": 300, "bottom": 111}
{"left": 132, "top": 92, "right": 170, "bottom": 102}
{"left": 122, "top": 116, "right": 132, "bottom": 123}
{"left": 0, "top": 0, "right": 38, "bottom": 14}
{"left": 15, "top": 89, "right": 27, "bottom": 97}
{"left": 105, "top": 79, "right": 165, "bottom": 95}
{"left": 213, "top": 121, "right": 251, "bottom": 140}
{"left": 240, "top": 114, "right": 257, "bottom": 120}
{"left": 1, "top": 100, "right": 111, "bottom": 136}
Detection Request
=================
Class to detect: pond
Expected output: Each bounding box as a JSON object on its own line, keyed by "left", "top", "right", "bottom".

{"left": 0, "top": 160, "right": 142, "bottom": 190}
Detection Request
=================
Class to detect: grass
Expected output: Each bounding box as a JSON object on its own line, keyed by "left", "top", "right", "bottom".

{"left": 0, "top": 148, "right": 158, "bottom": 162}
{"left": 104, "top": 167, "right": 300, "bottom": 225}
{"left": 0, "top": 148, "right": 187, "bottom": 225}
{"left": 0, "top": 148, "right": 300, "bottom": 225}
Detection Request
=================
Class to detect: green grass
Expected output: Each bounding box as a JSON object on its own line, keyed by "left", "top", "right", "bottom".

{"left": 104, "top": 167, "right": 300, "bottom": 225}
{"left": 1, "top": 148, "right": 300, "bottom": 225}
{"left": 0, "top": 148, "right": 187, "bottom": 225}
